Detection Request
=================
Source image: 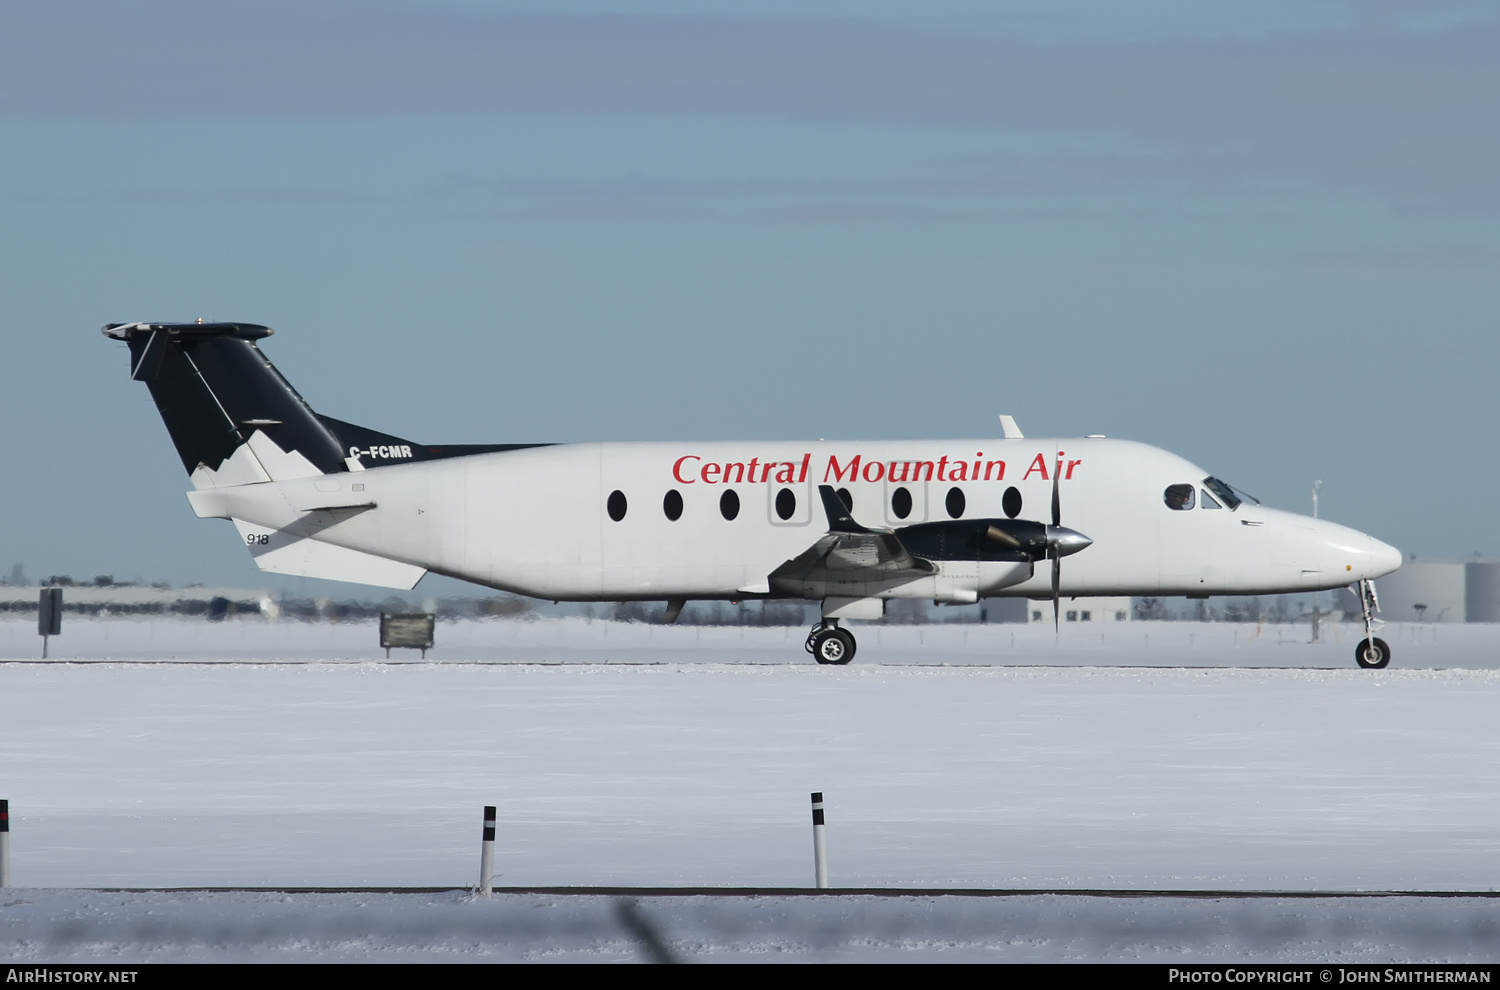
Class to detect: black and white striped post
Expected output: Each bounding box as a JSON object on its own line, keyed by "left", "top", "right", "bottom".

{"left": 1, "top": 799, "right": 10, "bottom": 888}
{"left": 478, "top": 805, "right": 495, "bottom": 896}
{"left": 810, "top": 792, "right": 828, "bottom": 889}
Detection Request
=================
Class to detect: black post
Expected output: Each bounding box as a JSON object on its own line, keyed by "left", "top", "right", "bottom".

{"left": 1, "top": 798, "right": 10, "bottom": 886}
{"left": 38, "top": 588, "right": 62, "bottom": 659}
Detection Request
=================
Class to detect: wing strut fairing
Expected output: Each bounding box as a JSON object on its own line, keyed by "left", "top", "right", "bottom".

{"left": 768, "top": 488, "right": 939, "bottom": 600}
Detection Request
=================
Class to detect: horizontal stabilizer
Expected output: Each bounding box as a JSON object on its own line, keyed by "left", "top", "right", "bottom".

{"left": 231, "top": 519, "right": 426, "bottom": 589}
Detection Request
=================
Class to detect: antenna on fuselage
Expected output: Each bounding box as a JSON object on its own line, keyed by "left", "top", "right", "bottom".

{"left": 998, "top": 415, "right": 1024, "bottom": 439}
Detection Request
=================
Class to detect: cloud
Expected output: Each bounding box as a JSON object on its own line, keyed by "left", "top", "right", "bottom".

{"left": 4, "top": 1, "right": 1498, "bottom": 211}
{"left": 1298, "top": 242, "right": 1500, "bottom": 272}
{"left": 15, "top": 188, "right": 379, "bottom": 204}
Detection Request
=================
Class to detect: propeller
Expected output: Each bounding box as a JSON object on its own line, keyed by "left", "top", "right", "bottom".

{"left": 1045, "top": 451, "right": 1094, "bottom": 632}
{"left": 974, "top": 455, "right": 1091, "bottom": 632}
{"left": 894, "top": 462, "right": 1092, "bottom": 630}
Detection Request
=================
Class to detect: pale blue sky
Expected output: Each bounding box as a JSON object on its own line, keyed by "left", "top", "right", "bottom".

{"left": 2, "top": 1, "right": 1496, "bottom": 593}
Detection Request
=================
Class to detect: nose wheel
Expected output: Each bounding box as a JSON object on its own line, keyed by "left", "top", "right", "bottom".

{"left": 805, "top": 620, "right": 856, "bottom": 665}
{"left": 1352, "top": 578, "right": 1391, "bottom": 669}
{"left": 1355, "top": 636, "right": 1391, "bottom": 669}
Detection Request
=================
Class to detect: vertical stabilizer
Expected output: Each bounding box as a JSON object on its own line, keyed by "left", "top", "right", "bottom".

{"left": 104, "top": 322, "right": 347, "bottom": 488}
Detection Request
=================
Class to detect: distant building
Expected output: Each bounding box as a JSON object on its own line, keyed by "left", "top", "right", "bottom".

{"left": 1465, "top": 562, "right": 1500, "bottom": 622}
{"left": 1028, "top": 596, "right": 1132, "bottom": 624}
{"left": 0, "top": 584, "right": 273, "bottom": 618}
{"left": 1330, "top": 558, "right": 1500, "bottom": 624}
{"left": 1361, "top": 561, "right": 1466, "bottom": 623}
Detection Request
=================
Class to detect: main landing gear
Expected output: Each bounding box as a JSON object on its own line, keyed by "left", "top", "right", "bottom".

{"left": 1353, "top": 578, "right": 1391, "bottom": 670}
{"left": 806, "top": 619, "right": 856, "bottom": 665}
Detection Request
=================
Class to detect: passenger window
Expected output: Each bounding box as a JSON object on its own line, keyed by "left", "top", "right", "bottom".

{"left": 720, "top": 489, "right": 740, "bottom": 521}
{"left": 663, "top": 489, "right": 683, "bottom": 521}
{"left": 607, "top": 490, "right": 627, "bottom": 521}
{"left": 775, "top": 488, "right": 796, "bottom": 520}
{"left": 891, "top": 486, "right": 913, "bottom": 520}
{"left": 1002, "top": 486, "right": 1022, "bottom": 519}
{"left": 945, "top": 487, "right": 966, "bottom": 519}
{"left": 1164, "top": 484, "right": 1195, "bottom": 511}
{"left": 1199, "top": 488, "right": 1222, "bottom": 509}
{"left": 836, "top": 488, "right": 853, "bottom": 511}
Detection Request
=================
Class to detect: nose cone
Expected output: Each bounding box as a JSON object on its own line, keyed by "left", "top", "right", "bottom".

{"left": 1363, "top": 536, "right": 1402, "bottom": 580}
{"left": 1048, "top": 526, "right": 1093, "bottom": 558}
{"left": 1287, "top": 512, "right": 1402, "bottom": 584}
{"left": 1322, "top": 522, "right": 1401, "bottom": 581}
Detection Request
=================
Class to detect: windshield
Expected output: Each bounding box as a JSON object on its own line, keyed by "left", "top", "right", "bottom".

{"left": 1202, "top": 476, "right": 1259, "bottom": 511}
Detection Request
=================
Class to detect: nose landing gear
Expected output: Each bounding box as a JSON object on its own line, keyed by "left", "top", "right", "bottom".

{"left": 1353, "top": 578, "right": 1391, "bottom": 669}
{"left": 805, "top": 619, "right": 856, "bottom": 665}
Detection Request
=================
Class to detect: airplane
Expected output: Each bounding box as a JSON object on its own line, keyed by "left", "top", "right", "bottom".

{"left": 105, "top": 320, "right": 1403, "bottom": 668}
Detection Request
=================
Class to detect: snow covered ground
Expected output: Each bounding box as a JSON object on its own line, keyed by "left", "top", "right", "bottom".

{"left": 3, "top": 616, "right": 1499, "bottom": 961}
{"left": 0, "top": 612, "right": 1486, "bottom": 667}
{"left": 6, "top": 889, "right": 1500, "bottom": 963}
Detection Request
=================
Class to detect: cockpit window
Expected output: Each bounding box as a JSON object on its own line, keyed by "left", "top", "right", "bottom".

{"left": 1200, "top": 488, "right": 1222, "bottom": 509}
{"left": 1202, "top": 476, "right": 1258, "bottom": 511}
{"left": 1164, "top": 484, "right": 1195, "bottom": 510}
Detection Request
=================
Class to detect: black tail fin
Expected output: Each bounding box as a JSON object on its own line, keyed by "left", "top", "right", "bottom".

{"left": 104, "top": 322, "right": 348, "bottom": 482}
{"left": 108, "top": 321, "right": 547, "bottom": 486}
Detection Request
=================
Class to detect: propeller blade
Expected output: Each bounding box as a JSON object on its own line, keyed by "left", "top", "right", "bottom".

{"left": 1052, "top": 548, "right": 1061, "bottom": 632}
{"left": 1051, "top": 452, "right": 1063, "bottom": 632}
{"left": 1051, "top": 453, "right": 1061, "bottom": 528}
{"left": 984, "top": 524, "right": 1023, "bottom": 550}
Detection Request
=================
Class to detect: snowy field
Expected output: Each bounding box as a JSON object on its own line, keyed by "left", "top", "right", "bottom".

{"left": 6, "top": 890, "right": 1500, "bottom": 963}
{"left": 3, "top": 616, "right": 1500, "bottom": 961}
{"left": 0, "top": 612, "right": 1484, "bottom": 666}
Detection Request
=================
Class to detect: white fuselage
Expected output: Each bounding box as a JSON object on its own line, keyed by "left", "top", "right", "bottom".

{"left": 201, "top": 436, "right": 1402, "bottom": 603}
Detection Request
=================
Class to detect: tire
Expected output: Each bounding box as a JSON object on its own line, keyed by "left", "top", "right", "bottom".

{"left": 833, "top": 628, "right": 856, "bottom": 665}
{"left": 813, "top": 628, "right": 856, "bottom": 665}
{"left": 1354, "top": 637, "right": 1391, "bottom": 670}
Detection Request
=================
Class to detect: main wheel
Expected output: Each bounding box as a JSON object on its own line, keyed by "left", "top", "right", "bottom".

{"left": 812, "top": 628, "right": 856, "bottom": 665}
{"left": 1354, "top": 637, "right": 1391, "bottom": 669}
